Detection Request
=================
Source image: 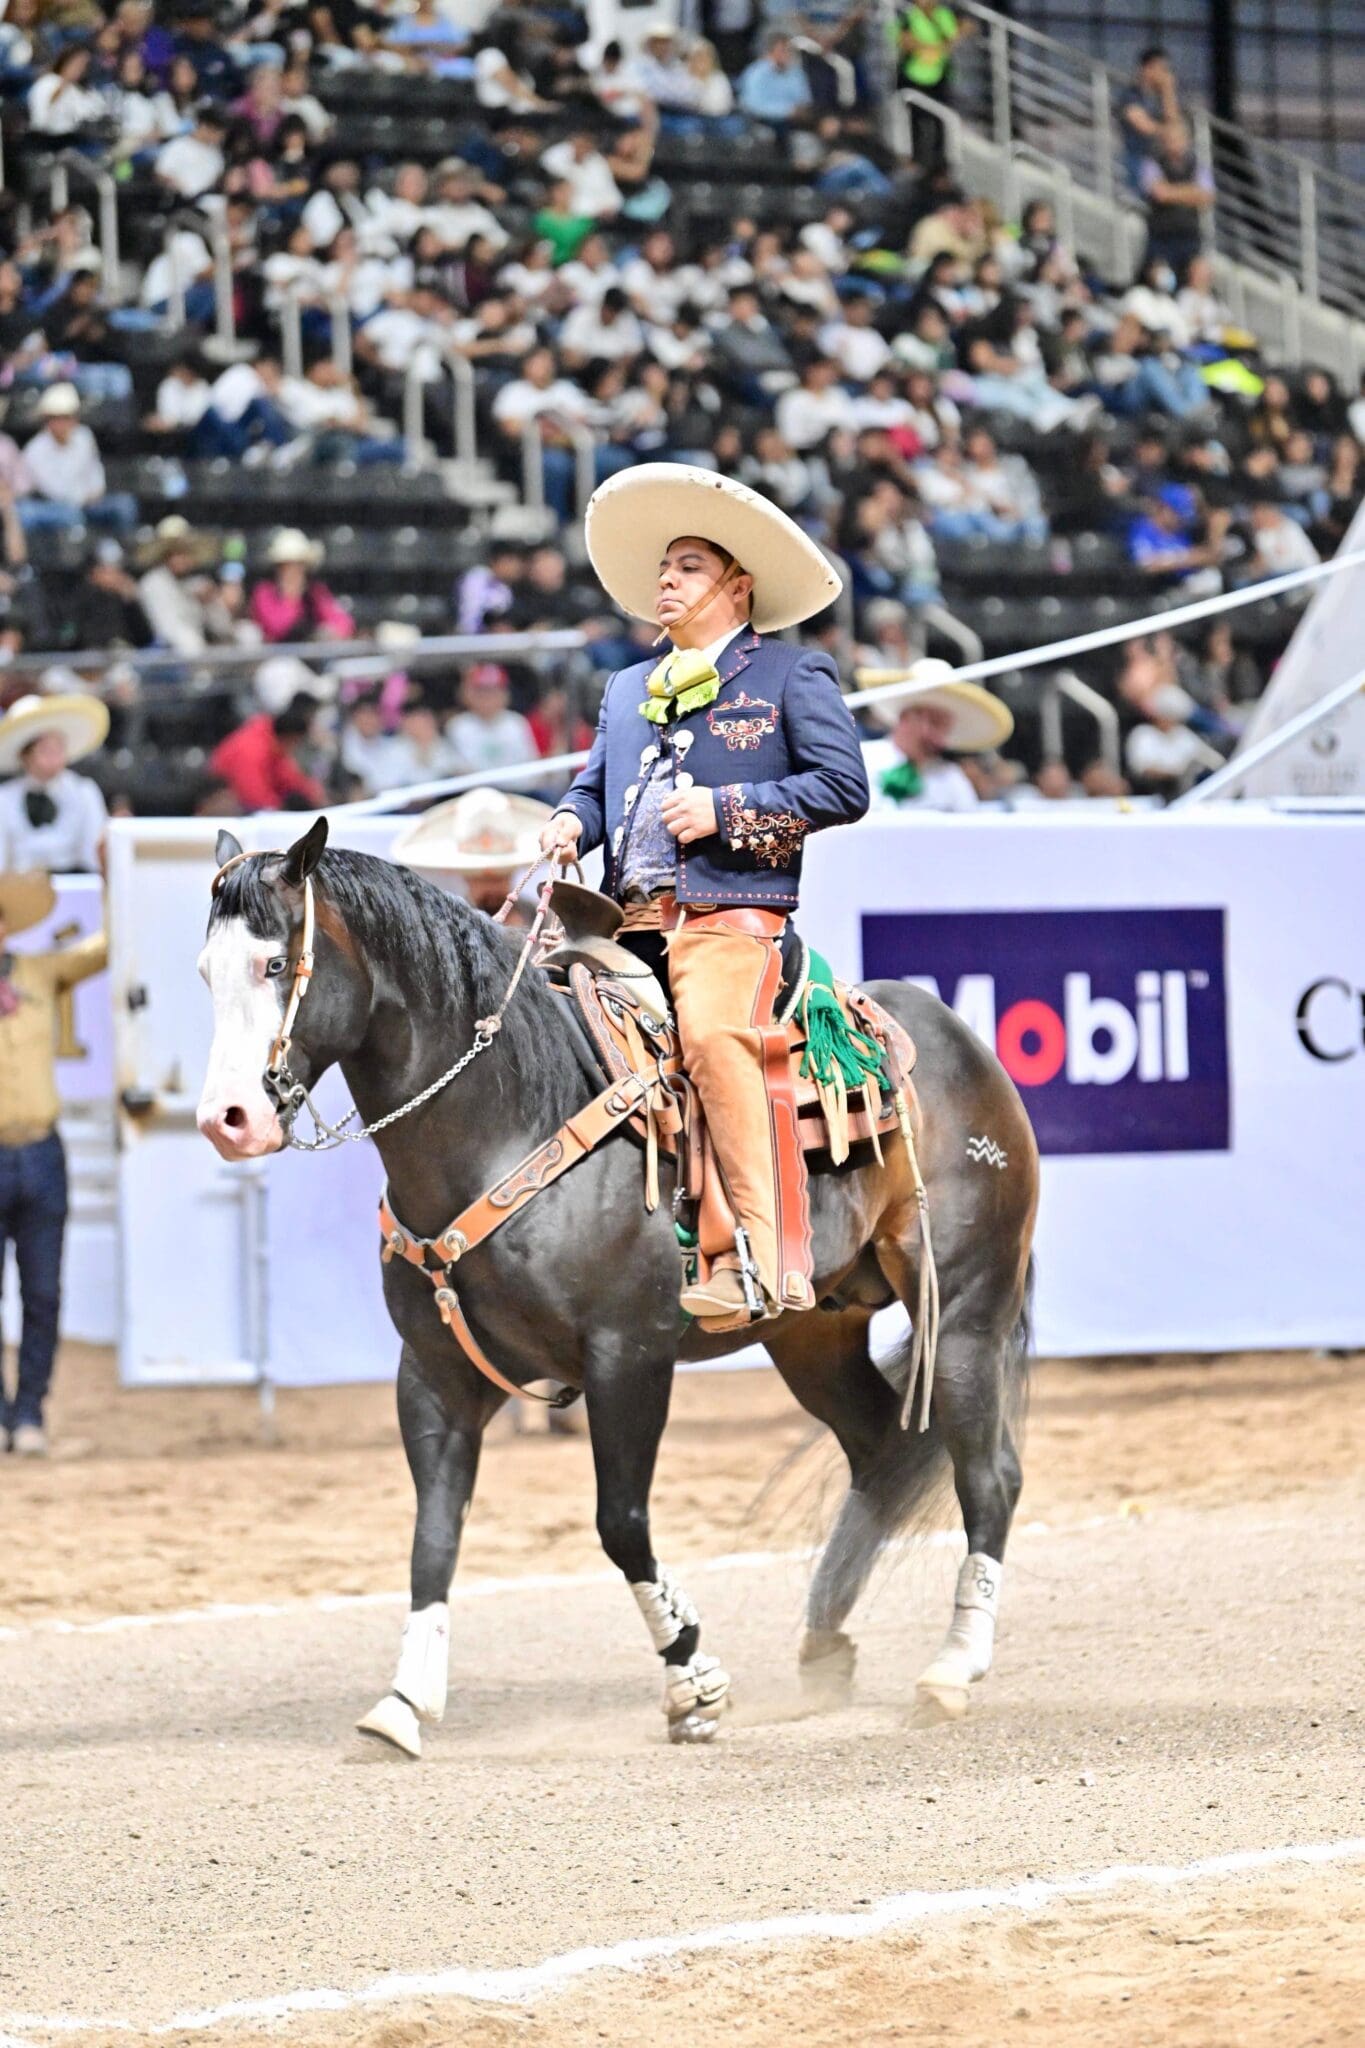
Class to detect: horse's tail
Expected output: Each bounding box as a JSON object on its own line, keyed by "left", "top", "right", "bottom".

{"left": 806, "top": 1256, "right": 1035, "bottom": 1635}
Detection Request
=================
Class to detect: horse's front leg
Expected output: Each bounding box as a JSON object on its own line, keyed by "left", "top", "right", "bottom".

{"left": 357, "top": 1341, "right": 498, "bottom": 1759}
{"left": 585, "top": 1343, "right": 731, "bottom": 1744}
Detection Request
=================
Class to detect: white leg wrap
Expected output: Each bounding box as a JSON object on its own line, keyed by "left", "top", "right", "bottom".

{"left": 629, "top": 1565, "right": 699, "bottom": 1654}
{"left": 918, "top": 1553, "right": 1003, "bottom": 1694}
{"left": 392, "top": 1601, "right": 450, "bottom": 1724}
{"left": 663, "top": 1653, "right": 731, "bottom": 1724}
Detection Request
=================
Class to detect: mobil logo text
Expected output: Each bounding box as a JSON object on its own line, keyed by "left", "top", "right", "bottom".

{"left": 861, "top": 908, "right": 1230, "bottom": 1157}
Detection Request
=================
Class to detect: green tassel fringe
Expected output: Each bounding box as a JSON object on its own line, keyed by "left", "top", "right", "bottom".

{"left": 799, "top": 983, "right": 887, "bottom": 1094}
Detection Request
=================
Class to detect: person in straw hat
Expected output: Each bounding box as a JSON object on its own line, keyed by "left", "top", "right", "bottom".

{"left": 395, "top": 788, "right": 554, "bottom": 923}
{"left": 0, "top": 869, "right": 107, "bottom": 1454}
{"left": 542, "top": 462, "right": 867, "bottom": 1325}
{"left": 0, "top": 690, "right": 110, "bottom": 874}
{"left": 134, "top": 514, "right": 224, "bottom": 657}
{"left": 859, "top": 655, "right": 1014, "bottom": 813}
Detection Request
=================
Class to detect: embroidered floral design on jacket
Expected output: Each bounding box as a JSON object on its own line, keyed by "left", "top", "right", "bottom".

{"left": 706, "top": 692, "right": 778, "bottom": 753}
{"left": 717, "top": 785, "right": 811, "bottom": 868}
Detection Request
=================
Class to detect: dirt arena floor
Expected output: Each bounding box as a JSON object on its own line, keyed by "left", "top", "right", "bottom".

{"left": 1, "top": 1343, "right": 1363, "bottom": 2048}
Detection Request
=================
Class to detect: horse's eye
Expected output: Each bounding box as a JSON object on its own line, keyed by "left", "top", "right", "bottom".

{"left": 266, "top": 957, "right": 288, "bottom": 978}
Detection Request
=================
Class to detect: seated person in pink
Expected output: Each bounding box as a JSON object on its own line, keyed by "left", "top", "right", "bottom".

{"left": 250, "top": 529, "right": 355, "bottom": 643}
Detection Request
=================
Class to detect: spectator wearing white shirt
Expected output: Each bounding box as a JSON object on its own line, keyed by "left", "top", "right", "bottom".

{"left": 27, "top": 47, "right": 106, "bottom": 137}
{"left": 357, "top": 285, "right": 456, "bottom": 382}
{"left": 685, "top": 39, "right": 736, "bottom": 118}
{"left": 155, "top": 102, "right": 228, "bottom": 200}
{"left": 425, "top": 160, "right": 509, "bottom": 252}
{"left": 20, "top": 385, "right": 136, "bottom": 535}
{"left": 619, "top": 232, "right": 693, "bottom": 325}
{"left": 364, "top": 162, "right": 432, "bottom": 249}
{"left": 1124, "top": 682, "right": 1210, "bottom": 796}
{"left": 445, "top": 664, "right": 538, "bottom": 775}
{"left": 301, "top": 160, "right": 371, "bottom": 251}
{"left": 472, "top": 35, "right": 553, "bottom": 113}
{"left": 819, "top": 297, "right": 891, "bottom": 384}
{"left": 1243, "top": 498, "right": 1320, "bottom": 580}
{"left": 558, "top": 289, "right": 644, "bottom": 369}
{"left": 541, "top": 132, "right": 623, "bottom": 221}
{"left": 558, "top": 233, "right": 620, "bottom": 308}
{"left": 775, "top": 357, "right": 858, "bottom": 450}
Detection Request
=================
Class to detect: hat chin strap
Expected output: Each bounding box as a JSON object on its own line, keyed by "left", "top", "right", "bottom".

{"left": 653, "top": 557, "right": 749, "bottom": 647}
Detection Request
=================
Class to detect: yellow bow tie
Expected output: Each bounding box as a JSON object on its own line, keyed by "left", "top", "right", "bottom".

{"left": 640, "top": 648, "right": 722, "bottom": 725}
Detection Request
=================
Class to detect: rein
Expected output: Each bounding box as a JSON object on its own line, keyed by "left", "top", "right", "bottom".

{"left": 208, "top": 848, "right": 565, "bottom": 1155}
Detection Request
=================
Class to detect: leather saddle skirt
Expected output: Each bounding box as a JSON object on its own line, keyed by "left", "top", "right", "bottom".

{"left": 540, "top": 889, "right": 915, "bottom": 1166}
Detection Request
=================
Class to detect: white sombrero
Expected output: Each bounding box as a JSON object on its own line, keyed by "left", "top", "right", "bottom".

{"left": 855, "top": 658, "right": 1013, "bottom": 752}
{"left": 585, "top": 463, "right": 843, "bottom": 634}
{"left": 392, "top": 789, "right": 554, "bottom": 876}
{"left": 0, "top": 692, "right": 110, "bottom": 775}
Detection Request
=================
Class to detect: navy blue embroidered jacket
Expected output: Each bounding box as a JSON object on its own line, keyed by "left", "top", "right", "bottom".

{"left": 557, "top": 631, "right": 869, "bottom": 910}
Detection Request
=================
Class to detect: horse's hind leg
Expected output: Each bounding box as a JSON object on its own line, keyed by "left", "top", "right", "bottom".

{"left": 584, "top": 1339, "right": 731, "bottom": 1745}
{"left": 357, "top": 1343, "right": 496, "bottom": 1759}
{"left": 911, "top": 1312, "right": 1025, "bottom": 1721}
{"left": 765, "top": 1311, "right": 904, "bottom": 1699}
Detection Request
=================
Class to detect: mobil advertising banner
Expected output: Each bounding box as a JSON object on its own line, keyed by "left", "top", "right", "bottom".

{"left": 861, "top": 908, "right": 1230, "bottom": 1157}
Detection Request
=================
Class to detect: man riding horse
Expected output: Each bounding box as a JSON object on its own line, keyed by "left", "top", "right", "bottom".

{"left": 542, "top": 465, "right": 867, "bottom": 1326}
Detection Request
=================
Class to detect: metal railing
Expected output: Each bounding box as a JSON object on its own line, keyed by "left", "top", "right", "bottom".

{"left": 51, "top": 152, "right": 119, "bottom": 299}
{"left": 1038, "top": 667, "right": 1121, "bottom": 778}
{"left": 520, "top": 416, "right": 598, "bottom": 523}
{"left": 880, "top": 0, "right": 1365, "bottom": 369}
{"left": 402, "top": 352, "right": 477, "bottom": 469}
{"left": 162, "top": 209, "right": 235, "bottom": 349}
{"left": 278, "top": 281, "right": 352, "bottom": 381}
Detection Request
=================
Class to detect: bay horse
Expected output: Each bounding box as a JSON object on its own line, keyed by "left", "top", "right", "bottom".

{"left": 197, "top": 819, "right": 1038, "bottom": 1756}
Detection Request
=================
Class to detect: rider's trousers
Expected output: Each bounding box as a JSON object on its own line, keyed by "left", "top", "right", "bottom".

{"left": 667, "top": 908, "right": 813, "bottom": 1313}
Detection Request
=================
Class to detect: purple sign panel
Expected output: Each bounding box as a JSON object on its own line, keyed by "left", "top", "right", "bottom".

{"left": 862, "top": 908, "right": 1230, "bottom": 1156}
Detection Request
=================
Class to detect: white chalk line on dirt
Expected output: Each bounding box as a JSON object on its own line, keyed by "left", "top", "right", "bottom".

{"left": 0, "top": 1516, "right": 1118, "bottom": 1645}
{"left": 2, "top": 1836, "right": 1362, "bottom": 2046}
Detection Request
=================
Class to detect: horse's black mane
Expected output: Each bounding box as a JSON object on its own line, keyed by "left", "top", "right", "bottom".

{"left": 212, "top": 846, "right": 594, "bottom": 1124}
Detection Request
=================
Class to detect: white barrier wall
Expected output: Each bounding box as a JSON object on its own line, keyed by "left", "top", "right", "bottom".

{"left": 105, "top": 809, "right": 1365, "bottom": 1384}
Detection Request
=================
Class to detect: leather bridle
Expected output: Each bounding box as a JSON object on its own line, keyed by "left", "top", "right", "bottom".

{"left": 207, "top": 847, "right": 554, "bottom": 1153}
{"left": 211, "top": 848, "right": 316, "bottom": 1119}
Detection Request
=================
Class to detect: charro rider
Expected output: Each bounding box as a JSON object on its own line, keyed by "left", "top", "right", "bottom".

{"left": 541, "top": 464, "right": 869, "bottom": 1325}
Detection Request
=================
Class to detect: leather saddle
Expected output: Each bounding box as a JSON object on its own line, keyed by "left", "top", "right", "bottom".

{"left": 540, "top": 882, "right": 917, "bottom": 1247}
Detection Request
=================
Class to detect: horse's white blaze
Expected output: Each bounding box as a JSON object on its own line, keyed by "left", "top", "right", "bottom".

{"left": 196, "top": 918, "right": 287, "bottom": 1158}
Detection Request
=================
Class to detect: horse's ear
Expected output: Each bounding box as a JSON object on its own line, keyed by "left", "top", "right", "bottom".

{"left": 215, "top": 828, "right": 243, "bottom": 869}
{"left": 279, "top": 816, "right": 328, "bottom": 889}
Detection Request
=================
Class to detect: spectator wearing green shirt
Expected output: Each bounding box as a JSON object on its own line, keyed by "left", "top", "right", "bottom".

{"left": 893, "top": 3, "right": 975, "bottom": 172}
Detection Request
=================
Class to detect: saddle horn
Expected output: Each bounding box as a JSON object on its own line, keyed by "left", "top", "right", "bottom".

{"left": 547, "top": 879, "right": 625, "bottom": 944}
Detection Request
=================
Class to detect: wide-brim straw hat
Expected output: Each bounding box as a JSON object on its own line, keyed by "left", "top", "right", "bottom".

{"left": 0, "top": 692, "right": 110, "bottom": 775}
{"left": 0, "top": 869, "right": 57, "bottom": 935}
{"left": 266, "top": 527, "right": 324, "bottom": 569}
{"left": 585, "top": 463, "right": 843, "bottom": 634}
{"left": 135, "top": 514, "right": 218, "bottom": 572}
{"left": 855, "top": 658, "right": 1014, "bottom": 751}
{"left": 393, "top": 789, "right": 554, "bottom": 876}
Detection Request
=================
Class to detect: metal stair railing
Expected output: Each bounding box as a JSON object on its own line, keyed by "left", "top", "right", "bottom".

{"left": 879, "top": 0, "right": 1365, "bottom": 368}
{"left": 51, "top": 152, "right": 120, "bottom": 299}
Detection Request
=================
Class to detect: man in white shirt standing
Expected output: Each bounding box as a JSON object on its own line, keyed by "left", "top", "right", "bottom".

{"left": 21, "top": 385, "right": 136, "bottom": 534}
{"left": 445, "top": 664, "right": 538, "bottom": 776}
{"left": 0, "top": 691, "right": 110, "bottom": 874}
{"left": 860, "top": 659, "right": 1013, "bottom": 812}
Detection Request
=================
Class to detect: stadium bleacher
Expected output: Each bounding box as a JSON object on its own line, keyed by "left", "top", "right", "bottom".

{"left": 0, "top": 0, "right": 1358, "bottom": 811}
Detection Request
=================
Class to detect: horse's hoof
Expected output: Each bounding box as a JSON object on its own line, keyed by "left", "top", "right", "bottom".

{"left": 668, "top": 1709, "right": 724, "bottom": 1745}
{"left": 912, "top": 1678, "right": 971, "bottom": 1726}
{"left": 356, "top": 1692, "right": 422, "bottom": 1758}
{"left": 799, "top": 1629, "right": 856, "bottom": 1702}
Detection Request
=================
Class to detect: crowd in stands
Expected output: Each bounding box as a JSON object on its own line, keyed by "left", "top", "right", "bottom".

{"left": 0, "top": 0, "right": 1360, "bottom": 840}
